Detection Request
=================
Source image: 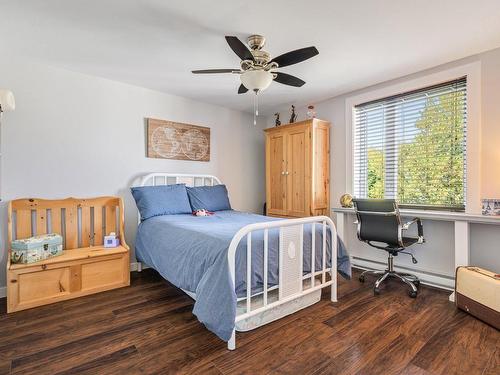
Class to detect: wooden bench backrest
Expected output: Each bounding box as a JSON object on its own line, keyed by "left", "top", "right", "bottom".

{"left": 8, "top": 197, "right": 124, "bottom": 250}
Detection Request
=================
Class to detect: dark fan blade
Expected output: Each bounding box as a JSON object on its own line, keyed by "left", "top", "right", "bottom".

{"left": 238, "top": 84, "right": 248, "bottom": 94}
{"left": 225, "top": 36, "right": 255, "bottom": 61}
{"left": 192, "top": 69, "right": 239, "bottom": 74}
{"left": 274, "top": 72, "right": 305, "bottom": 87}
{"left": 270, "top": 46, "right": 319, "bottom": 68}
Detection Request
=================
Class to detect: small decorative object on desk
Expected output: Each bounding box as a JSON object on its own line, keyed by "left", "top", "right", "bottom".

{"left": 274, "top": 112, "right": 281, "bottom": 127}
{"left": 306, "top": 105, "right": 316, "bottom": 119}
{"left": 104, "top": 232, "right": 120, "bottom": 248}
{"left": 193, "top": 209, "right": 214, "bottom": 216}
{"left": 289, "top": 105, "right": 297, "bottom": 123}
{"left": 340, "top": 193, "right": 353, "bottom": 208}
{"left": 481, "top": 199, "right": 500, "bottom": 215}
{"left": 11, "top": 233, "right": 63, "bottom": 264}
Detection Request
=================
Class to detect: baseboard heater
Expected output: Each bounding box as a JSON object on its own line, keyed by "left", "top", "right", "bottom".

{"left": 351, "top": 255, "right": 455, "bottom": 290}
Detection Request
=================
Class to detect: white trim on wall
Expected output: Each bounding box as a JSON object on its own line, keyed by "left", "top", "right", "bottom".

{"left": 345, "top": 62, "right": 482, "bottom": 214}
{"left": 130, "top": 262, "right": 149, "bottom": 272}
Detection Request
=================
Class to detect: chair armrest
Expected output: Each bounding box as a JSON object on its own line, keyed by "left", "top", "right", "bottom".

{"left": 402, "top": 217, "right": 425, "bottom": 243}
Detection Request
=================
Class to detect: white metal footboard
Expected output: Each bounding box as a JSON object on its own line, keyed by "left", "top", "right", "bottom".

{"left": 227, "top": 216, "right": 337, "bottom": 350}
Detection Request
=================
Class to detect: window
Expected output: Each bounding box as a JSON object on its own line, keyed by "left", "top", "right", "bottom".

{"left": 353, "top": 77, "right": 467, "bottom": 210}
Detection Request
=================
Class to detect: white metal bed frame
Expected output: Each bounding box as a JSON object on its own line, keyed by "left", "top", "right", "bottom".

{"left": 135, "top": 173, "right": 337, "bottom": 350}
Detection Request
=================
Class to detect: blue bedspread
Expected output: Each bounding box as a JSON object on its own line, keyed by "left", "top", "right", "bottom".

{"left": 135, "top": 210, "right": 351, "bottom": 341}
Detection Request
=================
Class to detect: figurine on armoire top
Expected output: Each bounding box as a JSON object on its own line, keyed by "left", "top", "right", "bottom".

{"left": 274, "top": 113, "right": 281, "bottom": 127}
{"left": 289, "top": 105, "right": 297, "bottom": 123}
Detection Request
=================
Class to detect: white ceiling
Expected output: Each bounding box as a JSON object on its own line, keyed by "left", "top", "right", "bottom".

{"left": 2, "top": 0, "right": 500, "bottom": 115}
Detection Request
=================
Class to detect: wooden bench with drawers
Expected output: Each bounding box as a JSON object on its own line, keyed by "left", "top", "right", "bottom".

{"left": 7, "top": 196, "right": 130, "bottom": 313}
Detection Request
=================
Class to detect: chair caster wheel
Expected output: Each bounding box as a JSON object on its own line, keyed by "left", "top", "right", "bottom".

{"left": 408, "top": 290, "right": 418, "bottom": 298}
{"left": 373, "top": 287, "right": 380, "bottom": 295}
{"left": 359, "top": 275, "right": 365, "bottom": 283}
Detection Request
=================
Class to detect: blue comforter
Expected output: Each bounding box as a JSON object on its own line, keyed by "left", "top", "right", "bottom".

{"left": 135, "top": 210, "right": 351, "bottom": 341}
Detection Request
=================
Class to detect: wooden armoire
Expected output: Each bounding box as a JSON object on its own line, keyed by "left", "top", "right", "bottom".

{"left": 265, "top": 118, "right": 330, "bottom": 218}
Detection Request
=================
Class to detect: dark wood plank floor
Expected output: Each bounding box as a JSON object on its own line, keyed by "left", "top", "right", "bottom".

{"left": 0, "top": 269, "right": 498, "bottom": 375}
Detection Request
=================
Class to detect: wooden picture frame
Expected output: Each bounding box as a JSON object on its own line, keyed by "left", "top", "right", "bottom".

{"left": 147, "top": 118, "right": 210, "bottom": 162}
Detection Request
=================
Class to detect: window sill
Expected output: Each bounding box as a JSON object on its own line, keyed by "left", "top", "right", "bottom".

{"left": 331, "top": 207, "right": 500, "bottom": 224}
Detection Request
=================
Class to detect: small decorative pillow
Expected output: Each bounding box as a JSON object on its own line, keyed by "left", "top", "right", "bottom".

{"left": 187, "top": 185, "right": 232, "bottom": 212}
{"left": 131, "top": 184, "right": 192, "bottom": 220}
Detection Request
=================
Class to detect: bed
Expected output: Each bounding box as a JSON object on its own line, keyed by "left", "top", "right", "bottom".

{"left": 133, "top": 173, "right": 350, "bottom": 350}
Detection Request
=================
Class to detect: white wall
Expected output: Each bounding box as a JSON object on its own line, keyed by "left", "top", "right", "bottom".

{"left": 268, "top": 46, "right": 500, "bottom": 276}
{"left": 0, "top": 59, "right": 267, "bottom": 290}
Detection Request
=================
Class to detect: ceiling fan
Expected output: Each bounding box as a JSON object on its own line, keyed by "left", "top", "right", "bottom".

{"left": 192, "top": 35, "right": 319, "bottom": 94}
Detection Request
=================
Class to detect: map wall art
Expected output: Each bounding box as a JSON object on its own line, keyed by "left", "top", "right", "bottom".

{"left": 147, "top": 118, "right": 210, "bottom": 162}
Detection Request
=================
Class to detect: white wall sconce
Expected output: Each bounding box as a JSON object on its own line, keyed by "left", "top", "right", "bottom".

{"left": 0, "top": 89, "right": 16, "bottom": 116}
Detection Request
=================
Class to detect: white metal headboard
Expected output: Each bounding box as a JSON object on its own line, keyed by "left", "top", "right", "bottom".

{"left": 136, "top": 173, "right": 222, "bottom": 223}
{"left": 138, "top": 173, "right": 222, "bottom": 188}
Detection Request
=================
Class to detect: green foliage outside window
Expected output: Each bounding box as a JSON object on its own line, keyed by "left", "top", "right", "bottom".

{"left": 366, "top": 91, "right": 465, "bottom": 208}
{"left": 367, "top": 149, "right": 384, "bottom": 198}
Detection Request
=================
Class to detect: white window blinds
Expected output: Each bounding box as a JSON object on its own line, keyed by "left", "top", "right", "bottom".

{"left": 353, "top": 77, "right": 467, "bottom": 210}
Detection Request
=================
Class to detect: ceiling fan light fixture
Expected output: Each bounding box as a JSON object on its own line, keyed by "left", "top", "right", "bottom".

{"left": 240, "top": 70, "right": 273, "bottom": 92}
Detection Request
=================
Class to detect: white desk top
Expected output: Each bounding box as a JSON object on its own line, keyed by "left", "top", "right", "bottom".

{"left": 332, "top": 207, "right": 500, "bottom": 225}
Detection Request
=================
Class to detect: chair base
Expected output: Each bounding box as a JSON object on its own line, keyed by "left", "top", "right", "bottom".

{"left": 359, "top": 254, "right": 420, "bottom": 298}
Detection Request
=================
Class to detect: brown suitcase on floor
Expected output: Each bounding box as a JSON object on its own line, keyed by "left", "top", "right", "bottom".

{"left": 455, "top": 266, "right": 500, "bottom": 330}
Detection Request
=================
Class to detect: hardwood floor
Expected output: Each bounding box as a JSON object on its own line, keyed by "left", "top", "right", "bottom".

{"left": 0, "top": 269, "right": 498, "bottom": 375}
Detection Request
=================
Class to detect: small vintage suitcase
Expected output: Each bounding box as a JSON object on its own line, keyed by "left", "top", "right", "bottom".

{"left": 455, "top": 266, "right": 500, "bottom": 329}
{"left": 11, "top": 233, "right": 63, "bottom": 264}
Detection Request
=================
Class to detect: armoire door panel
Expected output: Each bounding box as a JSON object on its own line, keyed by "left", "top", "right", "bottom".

{"left": 286, "top": 127, "right": 310, "bottom": 217}
{"left": 266, "top": 132, "right": 287, "bottom": 215}
{"left": 312, "top": 125, "right": 330, "bottom": 211}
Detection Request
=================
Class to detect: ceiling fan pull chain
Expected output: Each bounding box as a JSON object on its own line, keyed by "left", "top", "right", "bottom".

{"left": 253, "top": 90, "right": 259, "bottom": 126}
{"left": 253, "top": 93, "right": 256, "bottom": 125}
{"left": 255, "top": 90, "right": 259, "bottom": 116}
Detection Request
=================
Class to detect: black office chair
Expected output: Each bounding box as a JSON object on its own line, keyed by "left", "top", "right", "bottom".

{"left": 353, "top": 198, "right": 425, "bottom": 298}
